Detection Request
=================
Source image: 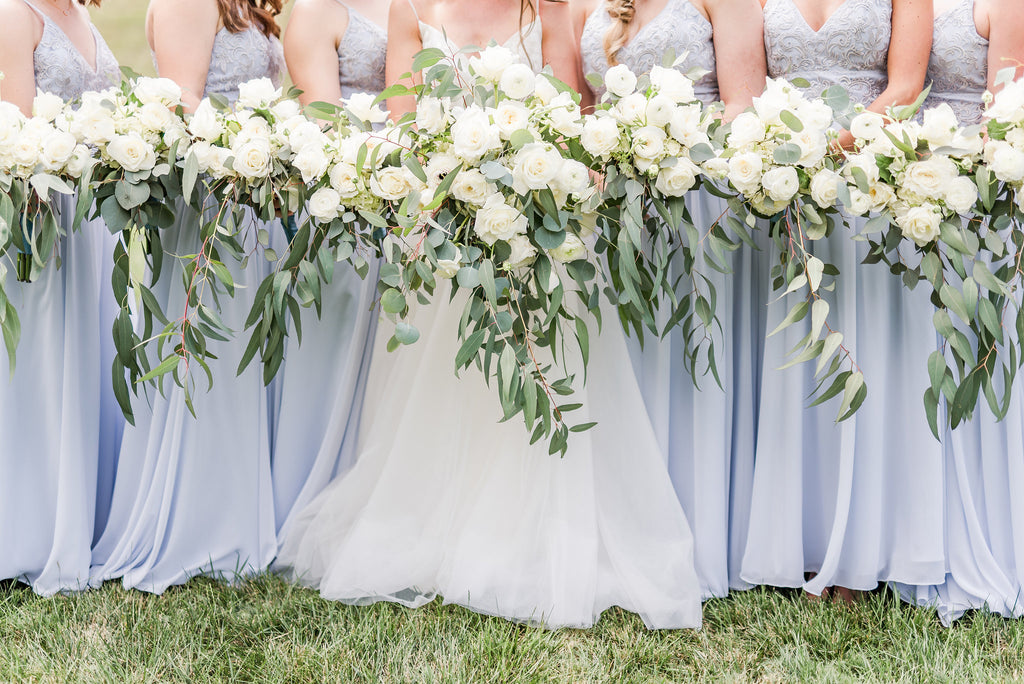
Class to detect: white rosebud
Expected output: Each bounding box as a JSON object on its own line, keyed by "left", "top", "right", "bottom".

{"left": 809, "top": 168, "right": 840, "bottom": 208}
{"left": 451, "top": 105, "right": 501, "bottom": 163}
{"left": 309, "top": 186, "right": 342, "bottom": 222}
{"left": 898, "top": 204, "right": 942, "bottom": 246}
{"left": 474, "top": 194, "right": 528, "bottom": 245}
{"left": 655, "top": 158, "right": 699, "bottom": 197}
{"left": 237, "top": 77, "right": 282, "bottom": 109}
{"left": 604, "top": 64, "right": 638, "bottom": 98}
{"left": 344, "top": 92, "right": 389, "bottom": 125}
{"left": 499, "top": 63, "right": 536, "bottom": 100}
{"left": 435, "top": 257, "right": 461, "bottom": 279}
{"left": 581, "top": 116, "right": 620, "bottom": 158}
{"left": 107, "top": 132, "right": 157, "bottom": 172}
{"left": 649, "top": 65, "right": 695, "bottom": 103}
{"left": 450, "top": 168, "right": 493, "bottom": 206}
{"left": 548, "top": 233, "right": 587, "bottom": 263}
{"left": 32, "top": 91, "right": 64, "bottom": 122}
{"left": 761, "top": 166, "right": 800, "bottom": 203}
{"left": 505, "top": 234, "right": 538, "bottom": 269}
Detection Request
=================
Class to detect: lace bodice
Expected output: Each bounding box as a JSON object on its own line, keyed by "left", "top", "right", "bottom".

{"left": 926, "top": 0, "right": 987, "bottom": 125}
{"left": 580, "top": 0, "right": 718, "bottom": 102}
{"left": 338, "top": 4, "right": 387, "bottom": 98}
{"left": 413, "top": 2, "right": 544, "bottom": 75}
{"left": 764, "top": 0, "right": 891, "bottom": 107}
{"left": 23, "top": 1, "right": 120, "bottom": 99}
{"left": 203, "top": 26, "right": 285, "bottom": 104}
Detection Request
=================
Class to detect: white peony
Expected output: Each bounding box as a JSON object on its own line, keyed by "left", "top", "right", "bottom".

{"left": 344, "top": 92, "right": 389, "bottom": 125}
{"left": 512, "top": 142, "right": 564, "bottom": 192}
{"left": 107, "top": 132, "right": 157, "bottom": 172}
{"left": 237, "top": 78, "right": 282, "bottom": 109}
{"left": 655, "top": 158, "right": 699, "bottom": 197}
{"left": 580, "top": 115, "right": 620, "bottom": 157}
{"left": 898, "top": 204, "right": 942, "bottom": 246}
{"left": 309, "top": 186, "right": 342, "bottom": 222}
{"left": 231, "top": 138, "right": 273, "bottom": 179}
{"left": 450, "top": 168, "right": 492, "bottom": 206}
{"left": 548, "top": 233, "right": 587, "bottom": 263}
{"left": 604, "top": 64, "right": 638, "bottom": 98}
{"left": 469, "top": 45, "right": 518, "bottom": 81}
{"left": 649, "top": 65, "right": 695, "bottom": 103}
{"left": 505, "top": 234, "right": 538, "bottom": 268}
{"left": 32, "top": 91, "right": 64, "bottom": 122}
{"left": 499, "top": 63, "right": 536, "bottom": 100}
{"left": 474, "top": 194, "right": 527, "bottom": 245}
{"left": 727, "top": 112, "right": 767, "bottom": 148}
{"left": 451, "top": 105, "right": 501, "bottom": 163}
{"left": 809, "top": 168, "right": 841, "bottom": 208}
{"left": 761, "top": 166, "right": 800, "bottom": 203}
{"left": 494, "top": 100, "right": 531, "bottom": 138}
{"left": 416, "top": 97, "right": 449, "bottom": 135}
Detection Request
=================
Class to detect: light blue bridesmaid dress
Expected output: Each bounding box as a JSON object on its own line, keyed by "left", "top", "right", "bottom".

{"left": 895, "top": 0, "right": 1024, "bottom": 623}
{"left": 579, "top": 0, "right": 765, "bottom": 599}
{"left": 0, "top": 1, "right": 121, "bottom": 596}
{"left": 271, "top": 3, "right": 384, "bottom": 546}
{"left": 740, "top": 0, "right": 946, "bottom": 594}
{"left": 90, "top": 26, "right": 285, "bottom": 594}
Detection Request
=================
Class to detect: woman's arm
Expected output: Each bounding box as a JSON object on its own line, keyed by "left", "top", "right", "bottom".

{"left": 539, "top": 0, "right": 580, "bottom": 91}
{"left": 384, "top": 0, "right": 424, "bottom": 120}
{"left": 706, "top": 0, "right": 766, "bottom": 120}
{"left": 0, "top": 0, "right": 43, "bottom": 114}
{"left": 985, "top": 0, "right": 1024, "bottom": 90}
{"left": 284, "top": 0, "right": 348, "bottom": 106}
{"left": 148, "top": 0, "right": 221, "bottom": 111}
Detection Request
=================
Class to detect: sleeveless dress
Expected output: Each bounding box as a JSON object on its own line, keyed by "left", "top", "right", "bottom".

{"left": 740, "top": 0, "right": 946, "bottom": 595}
{"left": 0, "top": 1, "right": 120, "bottom": 596}
{"left": 90, "top": 26, "right": 285, "bottom": 594}
{"left": 274, "top": 13, "right": 704, "bottom": 630}
{"left": 894, "top": 2, "right": 1024, "bottom": 624}
{"left": 271, "top": 5, "right": 386, "bottom": 547}
{"left": 579, "top": 0, "right": 766, "bottom": 600}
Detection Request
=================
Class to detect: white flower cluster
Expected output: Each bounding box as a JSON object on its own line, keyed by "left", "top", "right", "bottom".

{"left": 984, "top": 78, "right": 1024, "bottom": 214}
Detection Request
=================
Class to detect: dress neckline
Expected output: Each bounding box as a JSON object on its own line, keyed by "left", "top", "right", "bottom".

{"left": 783, "top": 0, "right": 858, "bottom": 34}
{"left": 23, "top": 0, "right": 101, "bottom": 74}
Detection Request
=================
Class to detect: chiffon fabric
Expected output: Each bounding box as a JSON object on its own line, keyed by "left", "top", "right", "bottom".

{"left": 89, "top": 27, "right": 285, "bottom": 593}
{"left": 0, "top": 1, "right": 121, "bottom": 596}
{"left": 579, "top": 0, "right": 766, "bottom": 599}
{"left": 275, "top": 10, "right": 704, "bottom": 629}
{"left": 271, "top": 3, "right": 386, "bottom": 544}
{"left": 740, "top": 0, "right": 946, "bottom": 594}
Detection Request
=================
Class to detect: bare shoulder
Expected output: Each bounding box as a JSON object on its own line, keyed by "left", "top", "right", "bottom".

{"left": 291, "top": 0, "right": 349, "bottom": 22}
{"left": 567, "top": 0, "right": 600, "bottom": 25}
{"left": 149, "top": 0, "right": 220, "bottom": 22}
{"left": 0, "top": 0, "right": 42, "bottom": 38}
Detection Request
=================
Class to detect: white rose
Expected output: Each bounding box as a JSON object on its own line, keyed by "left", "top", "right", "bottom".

{"left": 232, "top": 138, "right": 273, "bottom": 179}
{"left": 107, "top": 132, "right": 157, "bottom": 172}
{"left": 344, "top": 92, "right": 389, "bottom": 125}
{"left": 727, "top": 151, "right": 763, "bottom": 195}
{"left": 188, "top": 99, "right": 223, "bottom": 141}
{"left": 809, "top": 168, "right": 840, "bottom": 208}
{"left": 512, "top": 142, "right": 564, "bottom": 192}
{"left": 580, "top": 116, "right": 620, "bottom": 158}
{"left": 920, "top": 103, "right": 959, "bottom": 149}
{"left": 474, "top": 194, "right": 527, "bottom": 245}
{"left": 451, "top": 105, "right": 501, "bottom": 163}
{"left": 133, "top": 77, "right": 183, "bottom": 106}
{"left": 534, "top": 75, "right": 559, "bottom": 104}
{"left": 32, "top": 91, "right": 64, "bottom": 122}
{"left": 309, "top": 187, "right": 342, "bottom": 222}
{"left": 668, "top": 104, "right": 706, "bottom": 146}
{"left": 494, "top": 100, "right": 530, "bottom": 138}
{"left": 898, "top": 204, "right": 942, "bottom": 246}
{"left": 40, "top": 129, "right": 76, "bottom": 169}
{"left": 901, "top": 156, "right": 958, "bottom": 201}
{"left": 272, "top": 98, "right": 302, "bottom": 120}
{"left": 985, "top": 80, "right": 1024, "bottom": 123}
{"left": 450, "top": 168, "right": 492, "bottom": 206}
{"left": 988, "top": 142, "right": 1024, "bottom": 182}
{"left": 797, "top": 99, "right": 834, "bottom": 131}
{"left": 329, "top": 162, "right": 360, "bottom": 198}
{"left": 237, "top": 78, "right": 282, "bottom": 109}
{"left": 604, "top": 64, "right": 638, "bottom": 98}
{"left": 655, "top": 158, "right": 699, "bottom": 197}
{"left": 866, "top": 181, "right": 895, "bottom": 212}
{"left": 649, "top": 65, "right": 695, "bottom": 103}
{"left": 11, "top": 128, "right": 41, "bottom": 168}
{"left": 505, "top": 234, "right": 538, "bottom": 268}
{"left": 727, "top": 112, "right": 767, "bottom": 148}
{"left": 416, "top": 97, "right": 449, "bottom": 135}
{"left": 293, "top": 143, "right": 331, "bottom": 183}
{"left": 845, "top": 186, "right": 873, "bottom": 215}
{"left": 849, "top": 110, "right": 886, "bottom": 141}
{"left": 794, "top": 129, "right": 828, "bottom": 167}
{"left": 469, "top": 45, "right": 518, "bottom": 81}
{"left": 64, "top": 144, "right": 95, "bottom": 177}
{"left": 613, "top": 92, "right": 647, "bottom": 124}
{"left": 762, "top": 166, "right": 800, "bottom": 203}
{"left": 287, "top": 119, "right": 326, "bottom": 152}
{"left": 499, "top": 63, "right": 536, "bottom": 100}
{"left": 944, "top": 176, "right": 979, "bottom": 215}
{"left": 548, "top": 233, "right": 587, "bottom": 263}
{"left": 370, "top": 166, "right": 417, "bottom": 201}
{"left": 643, "top": 94, "right": 675, "bottom": 128}
{"left": 138, "top": 102, "right": 177, "bottom": 133}
{"left": 631, "top": 125, "right": 667, "bottom": 162}
{"left": 702, "top": 156, "right": 730, "bottom": 180}
{"left": 548, "top": 101, "right": 584, "bottom": 138}
{"left": 71, "top": 104, "right": 116, "bottom": 145}
{"left": 435, "top": 256, "right": 461, "bottom": 279}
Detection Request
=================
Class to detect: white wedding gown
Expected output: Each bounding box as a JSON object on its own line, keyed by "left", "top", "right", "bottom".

{"left": 274, "top": 13, "right": 703, "bottom": 630}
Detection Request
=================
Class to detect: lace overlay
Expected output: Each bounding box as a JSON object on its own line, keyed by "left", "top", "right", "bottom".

{"left": 926, "top": 0, "right": 987, "bottom": 125}
{"left": 24, "top": 1, "right": 120, "bottom": 99}
{"left": 764, "top": 0, "right": 890, "bottom": 107}
{"left": 203, "top": 26, "right": 285, "bottom": 104}
{"left": 580, "top": 0, "right": 718, "bottom": 102}
{"left": 338, "top": 4, "right": 387, "bottom": 99}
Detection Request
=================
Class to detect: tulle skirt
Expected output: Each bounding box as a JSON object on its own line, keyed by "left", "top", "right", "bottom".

{"left": 741, "top": 215, "right": 946, "bottom": 593}
{"left": 90, "top": 202, "right": 277, "bottom": 594}
{"left": 626, "top": 189, "right": 766, "bottom": 599}
{"left": 276, "top": 282, "right": 704, "bottom": 630}
{"left": 0, "top": 197, "right": 118, "bottom": 595}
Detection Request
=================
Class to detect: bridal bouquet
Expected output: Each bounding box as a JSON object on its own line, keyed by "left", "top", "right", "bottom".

{"left": 384, "top": 44, "right": 603, "bottom": 454}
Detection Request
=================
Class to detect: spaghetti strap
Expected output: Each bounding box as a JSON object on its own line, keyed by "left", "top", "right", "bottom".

{"left": 19, "top": 0, "right": 47, "bottom": 20}
{"left": 406, "top": 0, "right": 421, "bottom": 22}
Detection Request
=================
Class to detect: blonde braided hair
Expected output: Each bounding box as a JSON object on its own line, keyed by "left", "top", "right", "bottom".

{"left": 603, "top": 0, "right": 636, "bottom": 66}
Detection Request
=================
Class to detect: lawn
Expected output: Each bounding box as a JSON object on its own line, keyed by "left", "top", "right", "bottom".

{"left": 3, "top": 576, "right": 1024, "bottom": 682}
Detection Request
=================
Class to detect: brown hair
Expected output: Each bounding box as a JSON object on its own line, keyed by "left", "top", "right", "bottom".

{"left": 215, "top": 0, "right": 282, "bottom": 39}
{"left": 603, "top": 0, "right": 635, "bottom": 66}
{"left": 77, "top": 0, "right": 103, "bottom": 6}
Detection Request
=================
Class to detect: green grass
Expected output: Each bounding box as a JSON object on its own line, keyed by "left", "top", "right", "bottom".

{"left": 3, "top": 577, "right": 1024, "bottom": 682}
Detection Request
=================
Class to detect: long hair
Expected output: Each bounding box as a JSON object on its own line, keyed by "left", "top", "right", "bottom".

{"left": 77, "top": 0, "right": 103, "bottom": 6}
{"left": 215, "top": 0, "right": 282, "bottom": 39}
{"left": 603, "top": 0, "right": 636, "bottom": 66}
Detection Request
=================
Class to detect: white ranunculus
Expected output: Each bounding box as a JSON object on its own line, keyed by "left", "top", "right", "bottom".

{"left": 987, "top": 142, "right": 1024, "bottom": 182}
{"left": 612, "top": 92, "right": 647, "bottom": 124}
{"left": 474, "top": 194, "right": 527, "bottom": 245}
{"left": 843, "top": 152, "right": 881, "bottom": 184}
{"left": 548, "top": 233, "right": 587, "bottom": 263}
{"left": 40, "top": 129, "right": 76, "bottom": 169}
{"left": 753, "top": 79, "right": 793, "bottom": 126}
{"left": 727, "top": 112, "right": 767, "bottom": 148}
{"left": 655, "top": 158, "right": 699, "bottom": 197}
{"left": 809, "top": 168, "right": 840, "bottom": 208}
{"left": 556, "top": 159, "right": 591, "bottom": 196}
{"left": 797, "top": 99, "right": 834, "bottom": 131}
{"left": 469, "top": 45, "right": 518, "bottom": 81}
{"left": 494, "top": 100, "right": 530, "bottom": 138}
{"left": 435, "top": 256, "right": 461, "bottom": 279}
{"left": 512, "top": 142, "right": 564, "bottom": 192}
{"left": 580, "top": 115, "right": 620, "bottom": 158}
{"left": 898, "top": 204, "right": 942, "bottom": 246}
{"left": 631, "top": 125, "right": 667, "bottom": 162}
{"left": 107, "top": 132, "right": 157, "bottom": 172}
{"left": 287, "top": 119, "right": 326, "bottom": 153}
{"left": 727, "top": 151, "right": 763, "bottom": 195}
{"left": 232, "top": 138, "right": 273, "bottom": 179}
{"left": 867, "top": 120, "right": 919, "bottom": 156}
{"left": 309, "top": 186, "right": 342, "bottom": 222}
{"left": 794, "top": 128, "right": 828, "bottom": 167}
{"left": 32, "top": 91, "right": 64, "bottom": 122}
{"left": 920, "top": 103, "right": 959, "bottom": 149}
{"left": 344, "top": 92, "right": 389, "bottom": 125}
{"left": 451, "top": 168, "right": 492, "bottom": 206}
{"left": 901, "top": 156, "right": 958, "bottom": 201}
{"left": 425, "top": 152, "right": 460, "bottom": 183}
{"left": 133, "top": 77, "right": 183, "bottom": 106}
{"left": 64, "top": 144, "right": 95, "bottom": 177}
{"left": 237, "top": 78, "right": 282, "bottom": 109}
{"left": 189, "top": 99, "right": 223, "bottom": 141}
{"left": 370, "top": 166, "right": 417, "bottom": 201}
{"left": 416, "top": 96, "right": 449, "bottom": 135}
{"left": 505, "top": 234, "right": 538, "bottom": 268}
{"left": 451, "top": 105, "right": 501, "bottom": 163}
{"left": 761, "top": 166, "right": 800, "bottom": 203}
{"left": 329, "top": 162, "right": 360, "bottom": 198}
{"left": 944, "top": 176, "right": 979, "bottom": 214}
{"left": 649, "top": 65, "right": 695, "bottom": 103}
{"left": 293, "top": 144, "right": 331, "bottom": 183}
{"left": 644, "top": 94, "right": 676, "bottom": 128}
{"left": 604, "top": 64, "right": 638, "bottom": 98}
{"left": 499, "top": 63, "right": 536, "bottom": 100}
{"left": 849, "top": 110, "right": 886, "bottom": 141}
